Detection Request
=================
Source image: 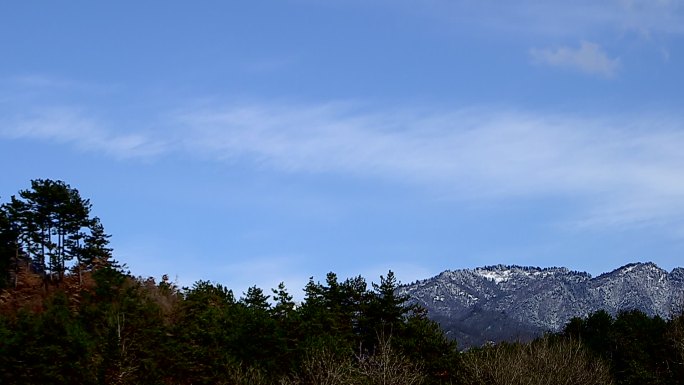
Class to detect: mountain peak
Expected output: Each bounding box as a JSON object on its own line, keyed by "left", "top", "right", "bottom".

{"left": 400, "top": 262, "right": 683, "bottom": 348}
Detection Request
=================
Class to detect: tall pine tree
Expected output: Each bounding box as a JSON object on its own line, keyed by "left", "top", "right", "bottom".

{"left": 1, "top": 179, "right": 112, "bottom": 285}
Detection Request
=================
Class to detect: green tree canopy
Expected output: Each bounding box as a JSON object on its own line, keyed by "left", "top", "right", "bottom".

{"left": 0, "top": 179, "right": 111, "bottom": 285}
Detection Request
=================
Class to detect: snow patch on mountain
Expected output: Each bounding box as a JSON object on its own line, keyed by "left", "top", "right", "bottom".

{"left": 399, "top": 262, "right": 684, "bottom": 347}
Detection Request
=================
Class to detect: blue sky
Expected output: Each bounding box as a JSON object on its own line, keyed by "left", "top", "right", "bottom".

{"left": 1, "top": 1, "right": 683, "bottom": 297}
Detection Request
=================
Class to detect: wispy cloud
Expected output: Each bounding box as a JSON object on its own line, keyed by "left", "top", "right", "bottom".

{"left": 419, "top": 0, "right": 684, "bottom": 37}
{"left": 530, "top": 41, "right": 620, "bottom": 77}
{"left": 243, "top": 56, "right": 299, "bottom": 74}
{"left": 3, "top": 74, "right": 121, "bottom": 94}
{"left": 408, "top": 0, "right": 683, "bottom": 71}
{"left": 4, "top": 97, "right": 684, "bottom": 232}
{"left": 0, "top": 107, "right": 166, "bottom": 159}
{"left": 8, "top": 74, "right": 77, "bottom": 89}
{"left": 172, "top": 102, "right": 684, "bottom": 230}
{"left": 615, "top": 0, "right": 684, "bottom": 33}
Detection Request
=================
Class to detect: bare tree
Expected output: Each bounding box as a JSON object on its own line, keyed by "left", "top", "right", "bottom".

{"left": 286, "top": 335, "right": 426, "bottom": 385}
{"left": 463, "top": 336, "right": 613, "bottom": 385}
{"left": 295, "top": 346, "right": 355, "bottom": 385}
{"left": 355, "top": 336, "right": 425, "bottom": 385}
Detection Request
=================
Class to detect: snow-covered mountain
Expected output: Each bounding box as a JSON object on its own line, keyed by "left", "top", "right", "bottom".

{"left": 398, "top": 262, "right": 684, "bottom": 347}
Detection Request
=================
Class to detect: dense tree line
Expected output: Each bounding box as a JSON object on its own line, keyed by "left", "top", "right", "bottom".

{"left": 0, "top": 258, "right": 460, "bottom": 384}
{"left": 1, "top": 179, "right": 683, "bottom": 384}
{"left": 562, "top": 308, "right": 684, "bottom": 385}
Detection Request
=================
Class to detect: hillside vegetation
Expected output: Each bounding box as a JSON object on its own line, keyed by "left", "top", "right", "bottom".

{"left": 1, "top": 179, "right": 683, "bottom": 384}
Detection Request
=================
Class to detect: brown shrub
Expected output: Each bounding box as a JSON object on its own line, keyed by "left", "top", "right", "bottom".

{"left": 285, "top": 336, "right": 425, "bottom": 385}
{"left": 462, "top": 336, "right": 613, "bottom": 385}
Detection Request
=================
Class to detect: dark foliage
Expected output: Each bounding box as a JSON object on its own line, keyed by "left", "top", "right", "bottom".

{"left": 2, "top": 180, "right": 683, "bottom": 385}
{"left": 563, "top": 309, "right": 684, "bottom": 385}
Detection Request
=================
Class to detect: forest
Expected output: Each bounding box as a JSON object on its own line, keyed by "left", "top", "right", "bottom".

{"left": 1, "top": 179, "right": 683, "bottom": 385}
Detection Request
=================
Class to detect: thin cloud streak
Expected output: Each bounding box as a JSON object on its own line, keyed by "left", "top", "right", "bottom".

{"left": 419, "top": 0, "right": 684, "bottom": 37}
{"left": 530, "top": 41, "right": 620, "bottom": 77}
{"left": 0, "top": 107, "right": 167, "bottom": 159}
{"left": 174, "top": 103, "right": 684, "bottom": 229}
{"left": 3, "top": 101, "right": 684, "bottom": 231}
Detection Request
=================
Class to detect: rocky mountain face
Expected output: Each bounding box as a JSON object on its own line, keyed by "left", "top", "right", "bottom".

{"left": 398, "top": 262, "right": 684, "bottom": 348}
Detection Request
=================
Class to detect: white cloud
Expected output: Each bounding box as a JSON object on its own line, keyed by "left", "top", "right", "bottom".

{"left": 419, "top": 0, "right": 684, "bottom": 37}
{"left": 4, "top": 98, "right": 684, "bottom": 232}
{"left": 0, "top": 107, "right": 166, "bottom": 159}
{"left": 8, "top": 75, "right": 77, "bottom": 89}
{"left": 530, "top": 41, "right": 620, "bottom": 77}
{"left": 404, "top": 0, "right": 683, "bottom": 69}
{"left": 172, "top": 103, "right": 684, "bottom": 230}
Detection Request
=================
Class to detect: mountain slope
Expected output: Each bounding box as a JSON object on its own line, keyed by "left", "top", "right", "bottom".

{"left": 398, "top": 262, "right": 684, "bottom": 347}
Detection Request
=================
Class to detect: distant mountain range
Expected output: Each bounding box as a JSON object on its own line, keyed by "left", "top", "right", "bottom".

{"left": 398, "top": 262, "right": 684, "bottom": 348}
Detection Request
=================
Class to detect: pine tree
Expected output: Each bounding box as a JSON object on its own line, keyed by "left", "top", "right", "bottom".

{"left": 73, "top": 217, "right": 112, "bottom": 285}
{"left": 242, "top": 286, "right": 270, "bottom": 311}
{"left": 370, "top": 270, "right": 413, "bottom": 328}
{"left": 272, "top": 282, "right": 295, "bottom": 318}
{"left": 2, "top": 179, "right": 111, "bottom": 285}
{"left": 0, "top": 205, "right": 16, "bottom": 288}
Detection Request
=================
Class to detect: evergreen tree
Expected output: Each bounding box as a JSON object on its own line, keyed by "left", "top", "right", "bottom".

{"left": 173, "top": 281, "right": 240, "bottom": 383}
{"left": 0, "top": 205, "right": 16, "bottom": 288}
{"left": 365, "top": 270, "right": 414, "bottom": 339}
{"left": 1, "top": 179, "right": 111, "bottom": 285}
{"left": 340, "top": 275, "right": 369, "bottom": 337}
{"left": 272, "top": 281, "right": 295, "bottom": 318}
{"left": 241, "top": 285, "right": 270, "bottom": 310}
{"left": 299, "top": 277, "right": 328, "bottom": 335}
{"left": 563, "top": 309, "right": 680, "bottom": 385}
{"left": 1, "top": 197, "right": 35, "bottom": 281}
{"left": 563, "top": 309, "right": 614, "bottom": 358}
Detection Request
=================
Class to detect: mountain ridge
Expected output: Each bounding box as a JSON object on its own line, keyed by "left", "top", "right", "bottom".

{"left": 398, "top": 262, "right": 684, "bottom": 347}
